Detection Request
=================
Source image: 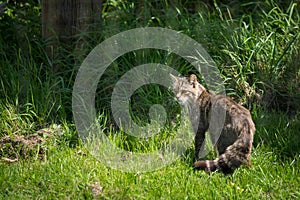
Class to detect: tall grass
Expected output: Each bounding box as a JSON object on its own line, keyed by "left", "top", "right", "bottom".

{"left": 1, "top": 0, "right": 299, "bottom": 126}
{"left": 212, "top": 2, "right": 300, "bottom": 110}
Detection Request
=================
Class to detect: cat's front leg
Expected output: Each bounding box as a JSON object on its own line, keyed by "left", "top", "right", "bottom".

{"left": 194, "top": 128, "right": 206, "bottom": 160}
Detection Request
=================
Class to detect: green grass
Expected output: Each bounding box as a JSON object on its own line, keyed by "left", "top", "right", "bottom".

{"left": 0, "top": 111, "right": 299, "bottom": 199}
{"left": 0, "top": 0, "right": 300, "bottom": 199}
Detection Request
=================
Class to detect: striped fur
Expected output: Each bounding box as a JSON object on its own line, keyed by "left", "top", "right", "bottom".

{"left": 171, "top": 74, "right": 255, "bottom": 174}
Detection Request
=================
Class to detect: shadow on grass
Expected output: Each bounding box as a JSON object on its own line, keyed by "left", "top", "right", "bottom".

{"left": 254, "top": 110, "right": 300, "bottom": 159}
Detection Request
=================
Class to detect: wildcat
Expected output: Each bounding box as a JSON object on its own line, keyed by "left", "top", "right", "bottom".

{"left": 171, "top": 74, "right": 255, "bottom": 174}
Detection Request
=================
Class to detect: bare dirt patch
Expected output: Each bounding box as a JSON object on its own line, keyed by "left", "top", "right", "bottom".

{"left": 0, "top": 134, "right": 45, "bottom": 163}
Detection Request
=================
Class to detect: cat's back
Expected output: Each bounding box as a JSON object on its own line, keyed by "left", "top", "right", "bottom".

{"left": 210, "top": 94, "right": 255, "bottom": 129}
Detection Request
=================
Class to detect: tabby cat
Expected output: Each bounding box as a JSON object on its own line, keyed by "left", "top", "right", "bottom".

{"left": 171, "top": 74, "right": 255, "bottom": 174}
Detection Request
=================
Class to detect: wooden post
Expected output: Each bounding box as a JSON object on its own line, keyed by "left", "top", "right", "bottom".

{"left": 42, "top": 0, "right": 102, "bottom": 61}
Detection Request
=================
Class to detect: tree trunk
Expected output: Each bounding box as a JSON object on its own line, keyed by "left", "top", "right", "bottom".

{"left": 42, "top": 0, "right": 102, "bottom": 61}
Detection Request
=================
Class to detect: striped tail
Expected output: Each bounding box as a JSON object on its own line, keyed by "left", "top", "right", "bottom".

{"left": 194, "top": 125, "right": 254, "bottom": 174}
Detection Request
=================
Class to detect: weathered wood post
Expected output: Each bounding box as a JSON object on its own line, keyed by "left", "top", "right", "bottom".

{"left": 42, "top": 0, "right": 102, "bottom": 62}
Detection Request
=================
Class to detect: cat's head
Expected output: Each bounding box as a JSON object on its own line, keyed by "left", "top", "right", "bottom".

{"left": 170, "top": 74, "right": 207, "bottom": 105}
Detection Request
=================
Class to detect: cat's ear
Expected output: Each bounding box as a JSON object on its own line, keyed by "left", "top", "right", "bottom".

{"left": 188, "top": 74, "right": 197, "bottom": 88}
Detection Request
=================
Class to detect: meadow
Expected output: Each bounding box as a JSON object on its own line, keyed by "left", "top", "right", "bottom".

{"left": 0, "top": 0, "right": 299, "bottom": 199}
